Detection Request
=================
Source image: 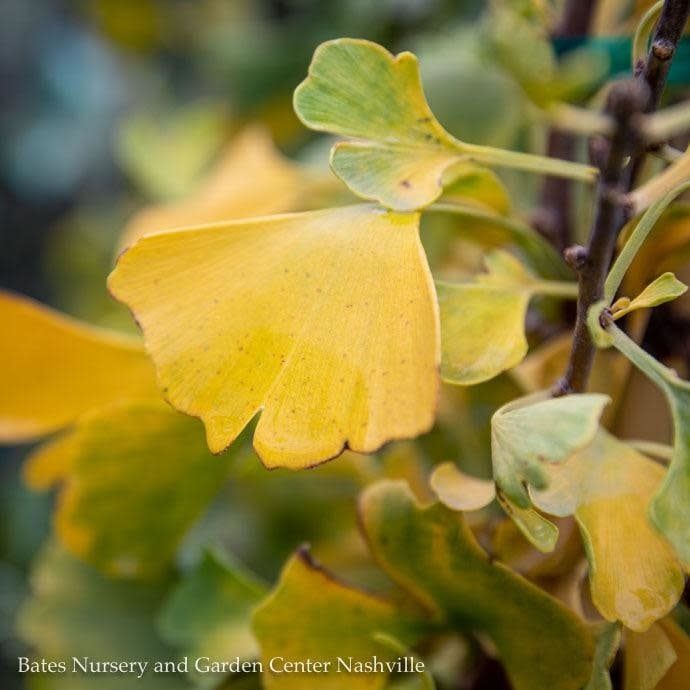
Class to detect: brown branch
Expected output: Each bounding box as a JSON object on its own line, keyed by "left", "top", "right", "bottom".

{"left": 554, "top": 0, "right": 690, "bottom": 395}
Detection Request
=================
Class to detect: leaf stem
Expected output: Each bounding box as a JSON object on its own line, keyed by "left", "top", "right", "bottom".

{"left": 460, "top": 143, "right": 597, "bottom": 183}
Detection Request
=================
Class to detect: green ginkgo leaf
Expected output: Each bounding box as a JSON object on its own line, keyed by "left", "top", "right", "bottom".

{"left": 24, "top": 402, "right": 231, "bottom": 578}
{"left": 359, "top": 480, "right": 595, "bottom": 690}
{"left": 252, "top": 547, "right": 428, "bottom": 690}
{"left": 294, "top": 39, "right": 595, "bottom": 211}
{"left": 611, "top": 273, "right": 687, "bottom": 320}
{"left": 584, "top": 623, "right": 621, "bottom": 690}
{"left": 495, "top": 490, "right": 559, "bottom": 554}
{"left": 159, "top": 549, "right": 266, "bottom": 685}
{"left": 491, "top": 391, "right": 609, "bottom": 507}
{"left": 438, "top": 250, "right": 578, "bottom": 385}
{"left": 531, "top": 431, "right": 685, "bottom": 632}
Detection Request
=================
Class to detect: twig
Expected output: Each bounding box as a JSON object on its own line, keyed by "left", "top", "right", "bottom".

{"left": 533, "top": 0, "right": 597, "bottom": 251}
{"left": 554, "top": 0, "right": 690, "bottom": 395}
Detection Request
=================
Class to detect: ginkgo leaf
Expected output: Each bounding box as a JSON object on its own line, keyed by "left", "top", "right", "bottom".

{"left": 294, "top": 39, "right": 595, "bottom": 211}
{"left": 531, "top": 431, "right": 684, "bottom": 632}
{"left": 119, "top": 126, "right": 322, "bottom": 249}
{"left": 0, "top": 291, "right": 158, "bottom": 443}
{"left": 109, "top": 205, "right": 439, "bottom": 467}
{"left": 594, "top": 321, "right": 690, "bottom": 565}
{"left": 17, "top": 542, "right": 190, "bottom": 690}
{"left": 429, "top": 462, "right": 495, "bottom": 511}
{"left": 438, "top": 251, "right": 578, "bottom": 385}
{"left": 252, "top": 547, "right": 428, "bottom": 690}
{"left": 159, "top": 548, "right": 266, "bottom": 684}
{"left": 611, "top": 273, "right": 687, "bottom": 320}
{"left": 359, "top": 480, "right": 595, "bottom": 690}
{"left": 491, "top": 392, "right": 609, "bottom": 508}
{"left": 24, "top": 401, "right": 231, "bottom": 578}
{"left": 438, "top": 161, "right": 511, "bottom": 215}
{"left": 653, "top": 619, "right": 690, "bottom": 689}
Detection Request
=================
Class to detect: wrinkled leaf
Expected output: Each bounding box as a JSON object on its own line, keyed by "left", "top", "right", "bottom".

{"left": 0, "top": 291, "right": 157, "bottom": 443}
{"left": 360, "top": 480, "right": 595, "bottom": 690}
{"left": 109, "top": 205, "right": 439, "bottom": 467}
{"left": 429, "top": 462, "right": 495, "bottom": 511}
{"left": 159, "top": 548, "right": 266, "bottom": 685}
{"left": 252, "top": 547, "right": 427, "bottom": 690}
{"left": 531, "top": 431, "right": 684, "bottom": 631}
{"left": 491, "top": 392, "right": 609, "bottom": 507}
{"left": 25, "top": 402, "right": 230, "bottom": 578}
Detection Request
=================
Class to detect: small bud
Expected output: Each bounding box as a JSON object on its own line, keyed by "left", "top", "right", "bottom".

{"left": 563, "top": 245, "right": 588, "bottom": 271}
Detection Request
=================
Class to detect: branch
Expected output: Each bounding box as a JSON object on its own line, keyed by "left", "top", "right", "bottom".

{"left": 554, "top": 0, "right": 690, "bottom": 395}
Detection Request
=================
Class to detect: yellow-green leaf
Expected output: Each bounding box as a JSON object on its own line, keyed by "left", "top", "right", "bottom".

{"left": 429, "top": 462, "right": 495, "bottom": 511}
{"left": 252, "top": 547, "right": 427, "bottom": 690}
{"left": 294, "top": 39, "right": 460, "bottom": 211}
{"left": 294, "top": 39, "right": 595, "bottom": 211}
{"left": 24, "top": 402, "right": 230, "bottom": 578}
{"left": 438, "top": 251, "right": 577, "bottom": 385}
{"left": 611, "top": 273, "right": 687, "bottom": 320}
{"left": 109, "top": 205, "right": 439, "bottom": 467}
{"left": 359, "top": 480, "right": 595, "bottom": 690}
{"left": 159, "top": 548, "right": 266, "bottom": 685}
{"left": 584, "top": 623, "right": 621, "bottom": 690}
{"left": 119, "top": 125, "right": 318, "bottom": 250}
{"left": 531, "top": 431, "right": 684, "bottom": 632}
{"left": 491, "top": 391, "right": 609, "bottom": 507}
{"left": 0, "top": 291, "right": 157, "bottom": 443}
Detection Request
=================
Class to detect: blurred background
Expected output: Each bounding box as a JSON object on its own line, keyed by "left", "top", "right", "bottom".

{"left": 0, "top": 1, "right": 673, "bottom": 689}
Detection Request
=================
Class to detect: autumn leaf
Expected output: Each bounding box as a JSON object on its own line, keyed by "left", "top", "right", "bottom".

{"left": 109, "top": 205, "right": 439, "bottom": 467}
{"left": 252, "top": 547, "right": 428, "bottom": 690}
{"left": 531, "top": 431, "right": 685, "bottom": 631}
{"left": 294, "top": 39, "right": 594, "bottom": 211}
{"left": 0, "top": 290, "right": 157, "bottom": 443}
{"left": 24, "top": 402, "right": 231, "bottom": 578}
{"left": 359, "top": 480, "right": 595, "bottom": 690}
{"left": 491, "top": 391, "right": 609, "bottom": 507}
{"left": 438, "top": 251, "right": 577, "bottom": 385}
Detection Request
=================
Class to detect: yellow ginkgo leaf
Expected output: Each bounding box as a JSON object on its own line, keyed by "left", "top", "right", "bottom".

{"left": 438, "top": 250, "right": 578, "bottom": 385}
{"left": 0, "top": 291, "right": 158, "bottom": 443}
{"left": 429, "top": 462, "right": 495, "bottom": 511}
{"left": 624, "top": 622, "right": 677, "bottom": 690}
{"left": 294, "top": 39, "right": 595, "bottom": 212}
{"left": 531, "top": 431, "right": 685, "bottom": 632}
{"left": 109, "top": 205, "right": 439, "bottom": 467}
{"left": 119, "top": 125, "right": 327, "bottom": 250}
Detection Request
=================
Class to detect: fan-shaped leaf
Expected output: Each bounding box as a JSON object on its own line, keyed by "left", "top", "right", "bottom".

{"left": 109, "top": 205, "right": 439, "bottom": 467}
{"left": 531, "top": 431, "right": 684, "bottom": 631}
{"left": 491, "top": 392, "right": 609, "bottom": 507}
